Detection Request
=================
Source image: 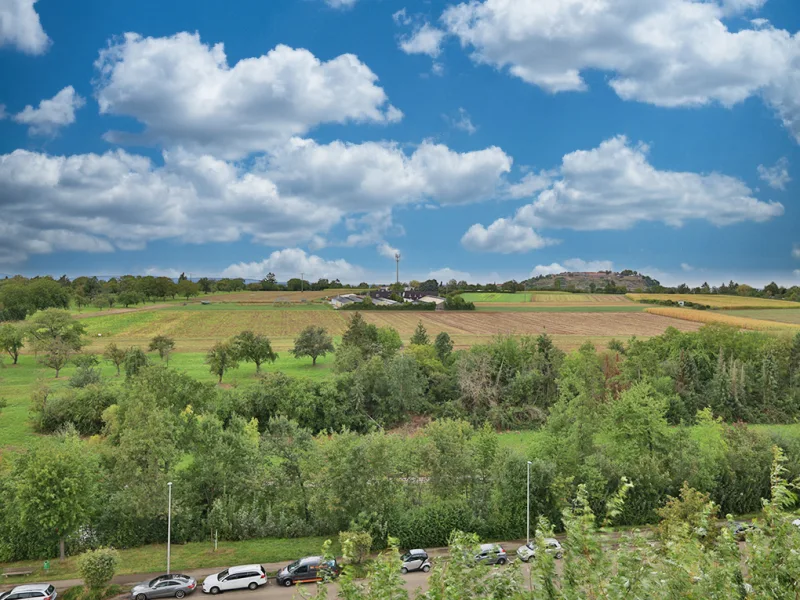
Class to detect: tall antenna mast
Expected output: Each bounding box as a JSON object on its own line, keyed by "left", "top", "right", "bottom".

{"left": 395, "top": 253, "right": 401, "bottom": 285}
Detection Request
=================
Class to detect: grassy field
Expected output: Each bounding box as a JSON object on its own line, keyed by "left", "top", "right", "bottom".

{"left": 460, "top": 292, "right": 536, "bottom": 302}
{"left": 629, "top": 293, "right": 800, "bottom": 310}
{"left": 0, "top": 536, "right": 337, "bottom": 583}
{"left": 644, "top": 307, "right": 800, "bottom": 331}
{"left": 461, "top": 292, "right": 633, "bottom": 305}
{"left": 718, "top": 309, "right": 800, "bottom": 325}
{"left": 474, "top": 305, "right": 646, "bottom": 313}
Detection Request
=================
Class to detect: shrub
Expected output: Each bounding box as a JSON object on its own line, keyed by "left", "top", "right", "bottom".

{"left": 391, "top": 500, "right": 474, "bottom": 549}
{"left": 339, "top": 530, "right": 373, "bottom": 565}
{"left": 78, "top": 547, "right": 120, "bottom": 590}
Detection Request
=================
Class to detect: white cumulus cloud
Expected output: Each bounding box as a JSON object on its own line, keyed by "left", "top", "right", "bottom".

{"left": 530, "top": 259, "right": 613, "bottom": 277}
{"left": 440, "top": 0, "right": 800, "bottom": 142}
{"left": 0, "top": 0, "right": 49, "bottom": 54}
{"left": 13, "top": 86, "right": 85, "bottom": 135}
{"left": 427, "top": 267, "right": 472, "bottom": 282}
{"left": 94, "top": 32, "right": 402, "bottom": 158}
{"left": 464, "top": 135, "right": 783, "bottom": 253}
{"left": 221, "top": 248, "right": 364, "bottom": 282}
{"left": 400, "top": 22, "right": 446, "bottom": 58}
{"left": 758, "top": 157, "right": 791, "bottom": 190}
{"left": 325, "top": 0, "right": 358, "bottom": 8}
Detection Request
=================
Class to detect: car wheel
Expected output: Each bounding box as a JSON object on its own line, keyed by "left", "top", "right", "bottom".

{"left": 176, "top": 592, "right": 185, "bottom": 599}
{"left": 136, "top": 594, "right": 147, "bottom": 600}
{"left": 497, "top": 558, "right": 507, "bottom": 565}
{"left": 422, "top": 565, "right": 430, "bottom": 573}
{"left": 521, "top": 556, "right": 530, "bottom": 563}
{"left": 210, "top": 588, "right": 220, "bottom": 595}
{"left": 247, "top": 583, "right": 257, "bottom": 591}
{"left": 556, "top": 553, "right": 563, "bottom": 560}
{"left": 282, "top": 579, "right": 293, "bottom": 588}
{"left": 400, "top": 567, "right": 408, "bottom": 575}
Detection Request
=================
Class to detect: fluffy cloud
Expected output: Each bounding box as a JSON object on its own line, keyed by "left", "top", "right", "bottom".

{"left": 0, "top": 0, "right": 49, "bottom": 54}
{"left": 377, "top": 242, "right": 400, "bottom": 259}
{"left": 399, "top": 23, "right": 446, "bottom": 58}
{"left": 758, "top": 157, "right": 791, "bottom": 190}
{"left": 94, "top": 32, "right": 402, "bottom": 157}
{"left": 427, "top": 267, "right": 472, "bottom": 281}
{"left": 440, "top": 0, "right": 800, "bottom": 141}
{"left": 461, "top": 219, "right": 556, "bottom": 253}
{"left": 464, "top": 135, "right": 783, "bottom": 252}
{"left": 0, "top": 132, "right": 513, "bottom": 263}
{"left": 0, "top": 148, "right": 341, "bottom": 264}
{"left": 325, "top": 0, "right": 358, "bottom": 8}
{"left": 793, "top": 245, "right": 800, "bottom": 259}
{"left": 221, "top": 248, "right": 364, "bottom": 282}
{"left": 265, "top": 137, "right": 512, "bottom": 211}
{"left": 530, "top": 259, "right": 613, "bottom": 277}
{"left": 13, "top": 86, "right": 85, "bottom": 135}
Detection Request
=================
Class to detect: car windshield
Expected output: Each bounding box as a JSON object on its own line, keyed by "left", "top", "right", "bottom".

{"left": 286, "top": 560, "right": 301, "bottom": 572}
{"left": 218, "top": 570, "right": 229, "bottom": 580}
{"left": 400, "top": 553, "right": 412, "bottom": 561}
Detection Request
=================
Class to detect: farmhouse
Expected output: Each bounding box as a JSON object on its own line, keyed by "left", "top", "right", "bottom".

{"left": 330, "top": 294, "right": 364, "bottom": 309}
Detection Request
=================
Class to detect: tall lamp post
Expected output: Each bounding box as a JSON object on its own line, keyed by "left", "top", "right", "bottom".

{"left": 167, "top": 482, "right": 173, "bottom": 574}
{"left": 526, "top": 461, "right": 532, "bottom": 545}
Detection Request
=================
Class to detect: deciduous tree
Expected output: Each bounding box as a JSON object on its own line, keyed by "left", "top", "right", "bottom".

{"left": 232, "top": 331, "right": 277, "bottom": 373}
{"left": 148, "top": 335, "right": 176, "bottom": 363}
{"left": 290, "top": 326, "right": 334, "bottom": 366}
{"left": 206, "top": 341, "right": 240, "bottom": 383}
{"left": 103, "top": 343, "right": 126, "bottom": 375}
{"left": 0, "top": 323, "right": 24, "bottom": 365}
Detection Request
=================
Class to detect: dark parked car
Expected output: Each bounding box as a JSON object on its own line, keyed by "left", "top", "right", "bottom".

{"left": 400, "top": 549, "right": 431, "bottom": 574}
{"left": 276, "top": 556, "right": 340, "bottom": 587}
{"left": 475, "top": 543, "right": 508, "bottom": 566}
{"left": 731, "top": 522, "right": 760, "bottom": 541}
{"left": 131, "top": 575, "right": 197, "bottom": 600}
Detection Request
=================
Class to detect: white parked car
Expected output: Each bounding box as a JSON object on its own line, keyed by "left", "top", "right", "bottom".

{"left": 202, "top": 565, "right": 267, "bottom": 594}
{"left": 516, "top": 538, "right": 563, "bottom": 562}
{"left": 0, "top": 585, "right": 57, "bottom": 600}
{"left": 792, "top": 518, "right": 800, "bottom": 530}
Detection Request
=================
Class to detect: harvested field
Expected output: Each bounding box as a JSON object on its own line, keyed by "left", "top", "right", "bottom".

{"left": 460, "top": 292, "right": 534, "bottom": 302}
{"left": 644, "top": 307, "right": 800, "bottom": 331}
{"left": 629, "top": 293, "right": 800, "bottom": 309}
{"left": 208, "top": 290, "right": 364, "bottom": 304}
{"left": 461, "top": 292, "right": 633, "bottom": 304}
{"left": 718, "top": 309, "right": 800, "bottom": 325}
{"left": 75, "top": 309, "right": 700, "bottom": 353}
{"left": 474, "top": 304, "right": 646, "bottom": 312}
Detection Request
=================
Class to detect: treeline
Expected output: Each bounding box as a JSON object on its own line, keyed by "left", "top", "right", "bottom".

{"left": 2, "top": 314, "right": 800, "bottom": 562}
{"left": 649, "top": 279, "right": 800, "bottom": 302}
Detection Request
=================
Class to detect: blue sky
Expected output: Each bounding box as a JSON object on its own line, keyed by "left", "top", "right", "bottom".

{"left": 1, "top": 0, "right": 799, "bottom": 286}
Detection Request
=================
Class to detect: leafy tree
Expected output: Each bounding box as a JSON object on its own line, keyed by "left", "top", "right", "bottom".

{"left": 177, "top": 279, "right": 200, "bottom": 300}
{"left": 377, "top": 326, "right": 403, "bottom": 359}
{"left": 410, "top": 321, "right": 430, "bottom": 345}
{"left": 339, "top": 530, "right": 373, "bottom": 565}
{"left": 418, "top": 279, "right": 439, "bottom": 294}
{"left": 26, "top": 309, "right": 87, "bottom": 351}
{"left": 123, "top": 347, "right": 149, "bottom": 379}
{"left": 262, "top": 416, "right": 315, "bottom": 520}
{"left": 434, "top": 331, "right": 454, "bottom": 363}
{"left": 206, "top": 341, "right": 240, "bottom": 383}
{"left": 103, "top": 342, "right": 126, "bottom": 375}
{"left": 38, "top": 338, "right": 74, "bottom": 378}
{"left": 291, "top": 326, "right": 334, "bottom": 366}
{"left": 148, "top": 335, "right": 176, "bottom": 363}
{"left": 341, "top": 312, "right": 380, "bottom": 357}
{"left": 0, "top": 323, "right": 24, "bottom": 364}
{"left": 78, "top": 548, "right": 120, "bottom": 589}
{"left": 197, "top": 277, "right": 213, "bottom": 293}
{"left": 117, "top": 291, "right": 141, "bottom": 308}
{"left": 10, "top": 432, "right": 97, "bottom": 559}
{"left": 232, "top": 330, "right": 277, "bottom": 373}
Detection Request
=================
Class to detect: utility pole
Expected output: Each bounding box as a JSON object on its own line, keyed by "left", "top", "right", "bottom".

{"left": 394, "top": 253, "right": 400, "bottom": 285}
{"left": 526, "top": 461, "right": 532, "bottom": 545}
{"left": 167, "top": 481, "right": 173, "bottom": 574}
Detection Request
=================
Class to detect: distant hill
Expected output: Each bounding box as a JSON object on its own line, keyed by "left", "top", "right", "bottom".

{"left": 523, "top": 270, "right": 660, "bottom": 293}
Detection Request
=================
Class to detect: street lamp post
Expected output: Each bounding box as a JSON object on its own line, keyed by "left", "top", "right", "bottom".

{"left": 526, "top": 461, "right": 532, "bottom": 545}
{"left": 167, "top": 482, "right": 173, "bottom": 575}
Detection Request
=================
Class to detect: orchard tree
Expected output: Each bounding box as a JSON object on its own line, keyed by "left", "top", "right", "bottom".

{"left": 232, "top": 331, "right": 277, "bottom": 373}
{"left": 0, "top": 323, "right": 24, "bottom": 365}
{"left": 148, "top": 335, "right": 176, "bottom": 363}
{"left": 25, "top": 309, "right": 86, "bottom": 351}
{"left": 206, "top": 341, "right": 240, "bottom": 383}
{"left": 11, "top": 432, "right": 97, "bottom": 560}
{"left": 410, "top": 321, "right": 430, "bottom": 346}
{"left": 177, "top": 279, "right": 200, "bottom": 300}
{"left": 38, "top": 338, "right": 74, "bottom": 378}
{"left": 103, "top": 343, "right": 126, "bottom": 375}
{"left": 123, "top": 347, "right": 149, "bottom": 379}
{"left": 291, "top": 326, "right": 334, "bottom": 366}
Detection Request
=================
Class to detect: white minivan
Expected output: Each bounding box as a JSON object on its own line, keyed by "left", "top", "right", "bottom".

{"left": 202, "top": 565, "right": 267, "bottom": 594}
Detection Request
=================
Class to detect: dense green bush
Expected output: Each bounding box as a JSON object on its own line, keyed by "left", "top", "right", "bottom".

{"left": 77, "top": 548, "right": 120, "bottom": 589}
{"left": 391, "top": 500, "right": 475, "bottom": 549}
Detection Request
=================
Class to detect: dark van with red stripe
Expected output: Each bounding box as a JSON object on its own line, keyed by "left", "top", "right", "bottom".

{"left": 276, "top": 556, "right": 340, "bottom": 587}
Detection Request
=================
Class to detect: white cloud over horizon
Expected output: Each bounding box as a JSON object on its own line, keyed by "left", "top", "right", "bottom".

{"left": 94, "top": 32, "right": 402, "bottom": 158}
{"left": 13, "top": 86, "right": 85, "bottom": 135}
{"left": 439, "top": 0, "right": 800, "bottom": 143}
{"left": 530, "top": 258, "right": 614, "bottom": 277}
{"left": 463, "top": 135, "right": 783, "bottom": 253}
{"left": 0, "top": 0, "right": 49, "bottom": 54}
{"left": 221, "top": 248, "right": 365, "bottom": 282}
{"left": 427, "top": 267, "right": 472, "bottom": 282}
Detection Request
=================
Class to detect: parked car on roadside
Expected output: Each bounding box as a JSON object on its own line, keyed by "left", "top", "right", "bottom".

{"left": 731, "top": 522, "right": 760, "bottom": 541}
{"left": 275, "top": 556, "right": 340, "bottom": 587}
{"left": 792, "top": 518, "right": 800, "bottom": 530}
{"left": 0, "top": 585, "right": 57, "bottom": 600}
{"left": 516, "top": 538, "right": 563, "bottom": 562}
{"left": 400, "top": 549, "right": 431, "bottom": 574}
{"left": 202, "top": 565, "right": 267, "bottom": 594}
{"left": 474, "top": 543, "right": 508, "bottom": 566}
{"left": 131, "top": 575, "right": 197, "bottom": 600}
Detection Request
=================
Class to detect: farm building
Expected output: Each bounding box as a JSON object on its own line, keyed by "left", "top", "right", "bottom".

{"left": 330, "top": 294, "right": 364, "bottom": 309}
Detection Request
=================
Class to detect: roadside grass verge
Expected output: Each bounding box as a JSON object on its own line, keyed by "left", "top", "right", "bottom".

{"left": 0, "top": 537, "right": 337, "bottom": 583}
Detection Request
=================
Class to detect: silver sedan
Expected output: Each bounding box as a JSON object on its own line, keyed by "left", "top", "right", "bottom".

{"left": 131, "top": 575, "right": 197, "bottom": 600}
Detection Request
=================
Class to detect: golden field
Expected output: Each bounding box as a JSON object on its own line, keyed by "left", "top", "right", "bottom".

{"left": 644, "top": 307, "right": 800, "bottom": 331}
{"left": 628, "top": 293, "right": 800, "bottom": 309}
